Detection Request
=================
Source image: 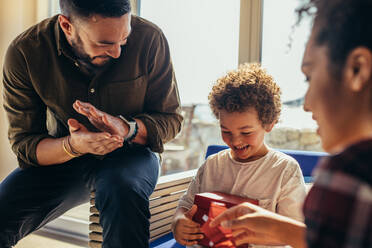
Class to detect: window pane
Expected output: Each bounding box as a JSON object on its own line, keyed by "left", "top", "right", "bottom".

{"left": 140, "top": 0, "right": 240, "bottom": 104}
{"left": 262, "top": 0, "right": 321, "bottom": 151}
{"left": 140, "top": 0, "right": 241, "bottom": 175}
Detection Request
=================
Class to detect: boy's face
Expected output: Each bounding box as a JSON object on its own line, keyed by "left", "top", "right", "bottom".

{"left": 219, "top": 109, "right": 274, "bottom": 162}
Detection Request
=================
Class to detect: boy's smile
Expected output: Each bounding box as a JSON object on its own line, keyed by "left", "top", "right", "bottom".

{"left": 219, "top": 108, "right": 274, "bottom": 163}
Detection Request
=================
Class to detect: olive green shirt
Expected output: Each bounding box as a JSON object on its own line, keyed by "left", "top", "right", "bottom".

{"left": 2, "top": 15, "right": 182, "bottom": 168}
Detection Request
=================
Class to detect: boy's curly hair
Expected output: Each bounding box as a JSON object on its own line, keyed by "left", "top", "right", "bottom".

{"left": 208, "top": 63, "right": 281, "bottom": 125}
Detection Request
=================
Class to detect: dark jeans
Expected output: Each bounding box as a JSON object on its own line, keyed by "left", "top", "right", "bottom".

{"left": 0, "top": 144, "right": 160, "bottom": 248}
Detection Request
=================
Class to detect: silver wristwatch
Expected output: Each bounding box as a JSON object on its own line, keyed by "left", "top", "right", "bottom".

{"left": 117, "top": 115, "right": 137, "bottom": 141}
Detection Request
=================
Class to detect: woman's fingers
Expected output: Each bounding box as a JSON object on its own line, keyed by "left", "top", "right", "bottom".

{"left": 234, "top": 231, "right": 251, "bottom": 246}
{"left": 222, "top": 214, "right": 256, "bottom": 229}
{"left": 232, "top": 228, "right": 246, "bottom": 238}
{"left": 210, "top": 202, "right": 256, "bottom": 228}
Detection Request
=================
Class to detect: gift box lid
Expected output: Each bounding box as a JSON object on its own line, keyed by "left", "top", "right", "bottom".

{"left": 194, "top": 192, "right": 259, "bottom": 209}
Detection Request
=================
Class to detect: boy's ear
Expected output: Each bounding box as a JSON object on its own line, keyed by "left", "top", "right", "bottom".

{"left": 264, "top": 122, "right": 275, "bottom": 132}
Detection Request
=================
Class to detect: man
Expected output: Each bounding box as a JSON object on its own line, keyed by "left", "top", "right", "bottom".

{"left": 0, "top": 0, "right": 182, "bottom": 247}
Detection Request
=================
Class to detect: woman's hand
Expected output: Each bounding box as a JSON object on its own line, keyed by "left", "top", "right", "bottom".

{"left": 210, "top": 202, "right": 306, "bottom": 247}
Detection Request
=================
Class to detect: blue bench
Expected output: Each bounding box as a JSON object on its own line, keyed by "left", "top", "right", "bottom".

{"left": 148, "top": 145, "right": 326, "bottom": 247}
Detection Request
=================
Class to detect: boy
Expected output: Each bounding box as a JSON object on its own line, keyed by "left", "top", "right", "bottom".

{"left": 171, "top": 63, "right": 307, "bottom": 247}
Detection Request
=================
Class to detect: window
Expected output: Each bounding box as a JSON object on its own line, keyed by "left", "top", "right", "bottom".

{"left": 140, "top": 0, "right": 240, "bottom": 104}
{"left": 49, "top": 0, "right": 60, "bottom": 16}
{"left": 261, "top": 0, "right": 321, "bottom": 152}
{"left": 140, "top": 0, "right": 241, "bottom": 175}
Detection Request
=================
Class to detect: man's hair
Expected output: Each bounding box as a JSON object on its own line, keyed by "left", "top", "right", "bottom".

{"left": 59, "top": 0, "right": 131, "bottom": 19}
{"left": 208, "top": 63, "right": 281, "bottom": 125}
{"left": 297, "top": 0, "right": 372, "bottom": 78}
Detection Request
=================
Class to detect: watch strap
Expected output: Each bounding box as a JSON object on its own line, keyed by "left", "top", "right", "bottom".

{"left": 118, "top": 115, "right": 137, "bottom": 141}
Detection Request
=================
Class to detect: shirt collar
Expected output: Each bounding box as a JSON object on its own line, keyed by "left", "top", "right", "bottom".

{"left": 54, "top": 16, "right": 63, "bottom": 56}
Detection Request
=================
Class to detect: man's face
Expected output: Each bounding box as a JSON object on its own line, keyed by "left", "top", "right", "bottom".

{"left": 67, "top": 13, "right": 131, "bottom": 67}
{"left": 301, "top": 26, "right": 349, "bottom": 153}
{"left": 219, "top": 108, "right": 273, "bottom": 162}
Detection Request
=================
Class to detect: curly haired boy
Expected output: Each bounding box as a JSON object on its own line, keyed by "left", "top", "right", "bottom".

{"left": 172, "top": 63, "right": 307, "bottom": 247}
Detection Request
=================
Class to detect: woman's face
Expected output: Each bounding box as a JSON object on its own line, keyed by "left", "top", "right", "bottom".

{"left": 301, "top": 27, "right": 359, "bottom": 153}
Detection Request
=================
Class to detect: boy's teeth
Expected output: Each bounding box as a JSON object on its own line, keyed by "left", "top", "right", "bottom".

{"left": 236, "top": 145, "right": 247, "bottom": 149}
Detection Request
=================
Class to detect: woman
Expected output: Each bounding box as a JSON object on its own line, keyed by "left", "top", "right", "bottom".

{"left": 210, "top": 0, "right": 372, "bottom": 247}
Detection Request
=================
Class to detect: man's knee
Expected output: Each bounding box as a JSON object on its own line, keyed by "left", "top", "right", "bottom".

{"left": 96, "top": 173, "right": 148, "bottom": 205}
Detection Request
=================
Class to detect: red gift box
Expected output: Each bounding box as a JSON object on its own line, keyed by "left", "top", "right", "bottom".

{"left": 193, "top": 192, "right": 258, "bottom": 248}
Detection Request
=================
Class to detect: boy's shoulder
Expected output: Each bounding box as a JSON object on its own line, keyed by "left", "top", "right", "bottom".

{"left": 266, "top": 149, "right": 300, "bottom": 170}
{"left": 205, "top": 148, "right": 231, "bottom": 163}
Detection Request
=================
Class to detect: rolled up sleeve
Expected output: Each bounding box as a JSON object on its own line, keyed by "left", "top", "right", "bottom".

{"left": 135, "top": 30, "right": 183, "bottom": 153}
{"left": 3, "top": 43, "right": 52, "bottom": 168}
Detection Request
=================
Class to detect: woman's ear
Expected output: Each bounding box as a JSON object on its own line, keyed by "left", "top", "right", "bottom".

{"left": 343, "top": 47, "right": 372, "bottom": 92}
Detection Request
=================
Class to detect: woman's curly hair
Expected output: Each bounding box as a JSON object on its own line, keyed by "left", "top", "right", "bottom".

{"left": 208, "top": 63, "right": 281, "bottom": 125}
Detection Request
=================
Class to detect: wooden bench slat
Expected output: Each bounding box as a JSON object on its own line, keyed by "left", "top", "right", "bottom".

{"left": 90, "top": 206, "right": 98, "bottom": 214}
{"left": 150, "top": 207, "right": 177, "bottom": 223}
{"left": 150, "top": 183, "right": 190, "bottom": 198}
{"left": 89, "top": 223, "right": 103, "bottom": 233}
{"left": 150, "top": 216, "right": 174, "bottom": 231}
{"left": 150, "top": 223, "right": 172, "bottom": 238}
{"left": 150, "top": 201, "right": 179, "bottom": 215}
{"left": 149, "top": 191, "right": 185, "bottom": 208}
{"left": 89, "top": 232, "right": 103, "bottom": 242}
{"left": 89, "top": 214, "right": 99, "bottom": 223}
{"left": 154, "top": 171, "right": 195, "bottom": 190}
{"left": 88, "top": 240, "right": 102, "bottom": 248}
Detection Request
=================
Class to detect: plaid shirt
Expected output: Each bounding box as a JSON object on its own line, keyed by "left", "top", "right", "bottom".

{"left": 303, "top": 139, "right": 372, "bottom": 248}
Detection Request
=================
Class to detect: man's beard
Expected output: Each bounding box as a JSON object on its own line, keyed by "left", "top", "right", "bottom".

{"left": 70, "top": 34, "right": 112, "bottom": 69}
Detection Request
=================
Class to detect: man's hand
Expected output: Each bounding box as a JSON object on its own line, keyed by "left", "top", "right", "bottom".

{"left": 73, "top": 100, "right": 129, "bottom": 138}
{"left": 68, "top": 118, "right": 123, "bottom": 155}
{"left": 173, "top": 205, "right": 204, "bottom": 246}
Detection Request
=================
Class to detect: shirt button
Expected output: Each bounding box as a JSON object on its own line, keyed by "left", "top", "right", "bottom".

{"left": 90, "top": 88, "right": 95, "bottom": 94}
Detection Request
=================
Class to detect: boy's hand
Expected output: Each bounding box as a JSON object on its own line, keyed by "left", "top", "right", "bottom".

{"left": 173, "top": 205, "right": 204, "bottom": 246}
